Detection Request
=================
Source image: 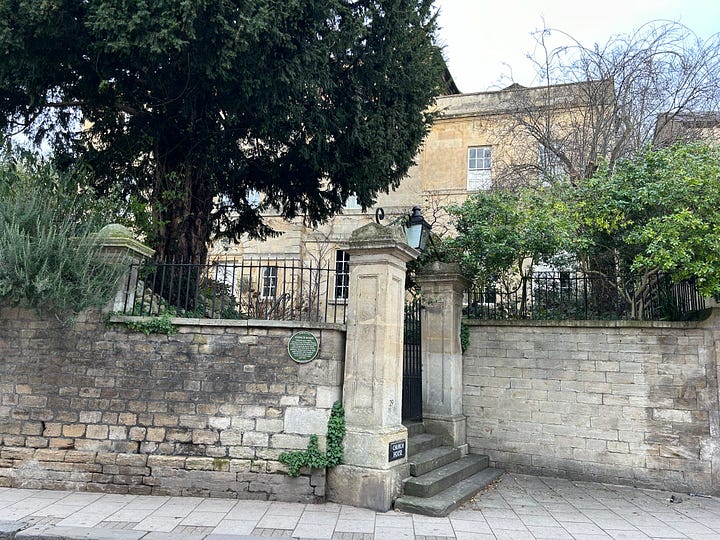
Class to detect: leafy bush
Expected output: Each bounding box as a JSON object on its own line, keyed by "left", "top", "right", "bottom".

{"left": 0, "top": 152, "right": 124, "bottom": 322}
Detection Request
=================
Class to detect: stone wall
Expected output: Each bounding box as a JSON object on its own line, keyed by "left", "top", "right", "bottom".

{"left": 0, "top": 305, "right": 345, "bottom": 502}
{"left": 464, "top": 310, "right": 720, "bottom": 494}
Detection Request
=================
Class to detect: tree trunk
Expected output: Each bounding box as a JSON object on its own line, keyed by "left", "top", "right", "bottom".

{"left": 151, "top": 149, "right": 213, "bottom": 265}
{"left": 148, "top": 151, "right": 214, "bottom": 311}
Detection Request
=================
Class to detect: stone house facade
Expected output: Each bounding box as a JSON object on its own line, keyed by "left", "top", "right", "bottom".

{"left": 211, "top": 80, "right": 613, "bottom": 282}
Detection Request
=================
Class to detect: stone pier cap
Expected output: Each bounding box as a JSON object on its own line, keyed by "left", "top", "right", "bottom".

{"left": 346, "top": 222, "right": 419, "bottom": 262}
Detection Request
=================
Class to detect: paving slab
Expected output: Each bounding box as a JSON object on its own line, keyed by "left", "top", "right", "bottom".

{"left": 1, "top": 474, "right": 720, "bottom": 539}
{"left": 0, "top": 520, "right": 23, "bottom": 539}
{"left": 15, "top": 526, "right": 145, "bottom": 539}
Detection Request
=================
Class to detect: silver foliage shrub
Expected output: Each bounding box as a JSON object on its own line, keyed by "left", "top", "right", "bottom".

{"left": 0, "top": 152, "right": 124, "bottom": 321}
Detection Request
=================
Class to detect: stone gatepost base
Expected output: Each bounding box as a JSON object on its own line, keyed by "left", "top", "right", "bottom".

{"left": 342, "top": 426, "right": 408, "bottom": 469}
{"left": 327, "top": 425, "right": 409, "bottom": 511}
{"left": 423, "top": 413, "right": 467, "bottom": 450}
{"left": 327, "top": 463, "right": 409, "bottom": 511}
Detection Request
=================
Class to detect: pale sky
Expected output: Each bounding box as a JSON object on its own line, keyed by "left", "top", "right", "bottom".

{"left": 434, "top": 0, "right": 720, "bottom": 93}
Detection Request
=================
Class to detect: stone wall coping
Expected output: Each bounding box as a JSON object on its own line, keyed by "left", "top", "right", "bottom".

{"left": 107, "top": 314, "right": 346, "bottom": 331}
{"left": 463, "top": 307, "right": 716, "bottom": 330}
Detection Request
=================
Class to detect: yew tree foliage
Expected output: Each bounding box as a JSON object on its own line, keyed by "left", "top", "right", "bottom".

{"left": 0, "top": 0, "right": 445, "bottom": 263}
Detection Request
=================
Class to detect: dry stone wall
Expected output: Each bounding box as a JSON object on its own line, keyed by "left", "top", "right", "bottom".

{"left": 463, "top": 311, "right": 720, "bottom": 494}
{"left": 0, "top": 305, "right": 345, "bottom": 502}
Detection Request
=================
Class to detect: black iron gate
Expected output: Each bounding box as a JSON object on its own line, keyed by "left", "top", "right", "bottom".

{"left": 402, "top": 296, "right": 422, "bottom": 422}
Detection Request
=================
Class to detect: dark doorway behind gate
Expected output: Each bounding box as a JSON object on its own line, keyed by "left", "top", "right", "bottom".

{"left": 402, "top": 296, "right": 422, "bottom": 421}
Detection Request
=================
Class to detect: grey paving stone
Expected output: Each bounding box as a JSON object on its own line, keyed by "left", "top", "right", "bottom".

{"left": 250, "top": 529, "right": 292, "bottom": 537}
{"left": 332, "top": 519, "right": 374, "bottom": 534}
{"left": 211, "top": 520, "right": 257, "bottom": 535}
{"left": 15, "top": 525, "right": 145, "bottom": 540}
{"left": 526, "top": 525, "right": 574, "bottom": 539}
{"left": 330, "top": 534, "right": 372, "bottom": 540}
{"left": 454, "top": 534, "right": 495, "bottom": 540}
{"left": 449, "top": 517, "right": 493, "bottom": 534}
{"left": 206, "top": 536, "right": 272, "bottom": 540}
{"left": 0, "top": 520, "right": 24, "bottom": 539}
{"left": 141, "top": 533, "right": 208, "bottom": 540}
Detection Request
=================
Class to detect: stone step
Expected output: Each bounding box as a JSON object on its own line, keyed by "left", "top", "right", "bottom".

{"left": 395, "top": 467, "right": 504, "bottom": 517}
{"left": 408, "top": 432, "right": 442, "bottom": 456}
{"left": 404, "top": 421, "right": 425, "bottom": 438}
{"left": 403, "top": 454, "right": 489, "bottom": 498}
{"left": 409, "top": 445, "right": 462, "bottom": 477}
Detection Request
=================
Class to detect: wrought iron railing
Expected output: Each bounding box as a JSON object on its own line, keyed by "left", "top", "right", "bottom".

{"left": 121, "top": 258, "right": 348, "bottom": 324}
{"left": 465, "top": 271, "right": 705, "bottom": 321}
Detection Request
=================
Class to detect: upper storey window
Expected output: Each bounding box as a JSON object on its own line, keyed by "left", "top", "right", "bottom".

{"left": 467, "top": 146, "right": 492, "bottom": 190}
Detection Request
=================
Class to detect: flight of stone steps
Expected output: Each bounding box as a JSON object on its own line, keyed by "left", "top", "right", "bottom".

{"left": 394, "top": 422, "right": 503, "bottom": 517}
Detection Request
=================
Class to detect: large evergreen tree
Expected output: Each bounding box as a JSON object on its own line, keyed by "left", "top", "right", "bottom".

{"left": 0, "top": 0, "right": 446, "bottom": 263}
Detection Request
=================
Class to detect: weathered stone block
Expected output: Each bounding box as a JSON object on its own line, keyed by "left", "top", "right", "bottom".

{"left": 270, "top": 434, "right": 309, "bottom": 450}
{"left": 79, "top": 411, "right": 103, "bottom": 423}
{"left": 284, "top": 408, "right": 329, "bottom": 435}
{"left": 74, "top": 439, "right": 112, "bottom": 452}
{"left": 186, "top": 457, "right": 215, "bottom": 470}
{"left": 129, "top": 427, "right": 146, "bottom": 441}
{"left": 242, "top": 432, "right": 269, "bottom": 447}
{"left": 1, "top": 448, "right": 34, "bottom": 460}
{"left": 62, "top": 424, "right": 86, "bottom": 438}
{"left": 108, "top": 426, "right": 127, "bottom": 440}
{"left": 153, "top": 414, "right": 179, "bottom": 427}
{"left": 220, "top": 429, "right": 243, "bottom": 446}
{"left": 118, "top": 413, "right": 137, "bottom": 425}
{"left": 24, "top": 437, "right": 48, "bottom": 448}
{"left": 179, "top": 415, "right": 207, "bottom": 429}
{"left": 20, "top": 422, "right": 44, "bottom": 436}
{"left": 146, "top": 428, "right": 166, "bottom": 442}
{"left": 255, "top": 419, "right": 284, "bottom": 433}
{"left": 228, "top": 446, "right": 254, "bottom": 459}
{"left": 208, "top": 417, "right": 231, "bottom": 430}
{"left": 48, "top": 438, "right": 74, "bottom": 449}
{"left": 192, "top": 430, "right": 219, "bottom": 445}
{"left": 85, "top": 425, "right": 109, "bottom": 439}
{"left": 116, "top": 454, "right": 147, "bottom": 467}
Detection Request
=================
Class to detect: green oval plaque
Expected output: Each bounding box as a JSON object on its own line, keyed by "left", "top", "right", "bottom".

{"left": 288, "top": 331, "right": 319, "bottom": 363}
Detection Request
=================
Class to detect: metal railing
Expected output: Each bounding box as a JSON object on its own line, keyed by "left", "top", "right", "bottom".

{"left": 465, "top": 271, "right": 705, "bottom": 321}
{"left": 121, "top": 258, "right": 348, "bottom": 324}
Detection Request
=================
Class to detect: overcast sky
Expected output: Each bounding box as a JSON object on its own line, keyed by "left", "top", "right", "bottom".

{"left": 433, "top": 0, "right": 720, "bottom": 93}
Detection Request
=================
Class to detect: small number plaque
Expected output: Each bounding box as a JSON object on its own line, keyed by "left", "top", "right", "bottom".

{"left": 388, "top": 439, "right": 406, "bottom": 462}
{"left": 288, "top": 331, "right": 319, "bottom": 363}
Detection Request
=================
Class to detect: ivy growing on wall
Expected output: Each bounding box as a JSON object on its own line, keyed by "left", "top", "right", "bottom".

{"left": 279, "top": 400, "right": 346, "bottom": 477}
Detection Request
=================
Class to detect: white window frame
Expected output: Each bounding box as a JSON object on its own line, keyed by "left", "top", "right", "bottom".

{"left": 334, "top": 250, "right": 350, "bottom": 300}
{"left": 538, "top": 144, "right": 566, "bottom": 183}
{"left": 260, "top": 266, "right": 278, "bottom": 298}
{"left": 467, "top": 146, "right": 492, "bottom": 190}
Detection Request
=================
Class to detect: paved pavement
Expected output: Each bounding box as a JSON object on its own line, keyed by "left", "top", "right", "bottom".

{"left": 1, "top": 473, "right": 720, "bottom": 539}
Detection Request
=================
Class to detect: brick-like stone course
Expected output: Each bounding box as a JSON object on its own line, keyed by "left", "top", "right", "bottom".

{"left": 0, "top": 305, "right": 345, "bottom": 501}
{"left": 464, "top": 312, "right": 720, "bottom": 495}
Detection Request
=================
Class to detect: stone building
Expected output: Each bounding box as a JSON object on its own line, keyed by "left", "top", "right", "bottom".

{"left": 653, "top": 111, "right": 720, "bottom": 145}
{"left": 211, "top": 79, "right": 613, "bottom": 297}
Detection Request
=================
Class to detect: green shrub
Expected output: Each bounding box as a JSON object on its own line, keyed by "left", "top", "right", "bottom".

{"left": 121, "top": 311, "right": 179, "bottom": 336}
{"left": 0, "top": 153, "right": 124, "bottom": 322}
